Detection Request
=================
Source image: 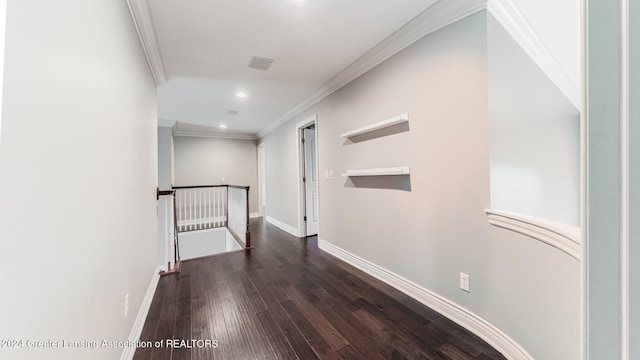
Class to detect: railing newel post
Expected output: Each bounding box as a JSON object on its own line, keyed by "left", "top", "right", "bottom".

{"left": 245, "top": 186, "right": 251, "bottom": 248}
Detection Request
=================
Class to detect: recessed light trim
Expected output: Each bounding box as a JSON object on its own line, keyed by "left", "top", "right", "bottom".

{"left": 219, "top": 124, "right": 227, "bottom": 129}
{"left": 236, "top": 92, "right": 248, "bottom": 99}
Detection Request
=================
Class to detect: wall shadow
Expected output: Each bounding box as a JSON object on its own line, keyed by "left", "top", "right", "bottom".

{"left": 344, "top": 175, "right": 411, "bottom": 191}
{"left": 343, "top": 122, "right": 410, "bottom": 145}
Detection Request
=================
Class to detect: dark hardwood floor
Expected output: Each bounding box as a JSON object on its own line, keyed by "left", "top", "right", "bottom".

{"left": 134, "top": 218, "right": 506, "bottom": 360}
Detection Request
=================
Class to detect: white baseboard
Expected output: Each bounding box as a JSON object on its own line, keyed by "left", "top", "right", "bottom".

{"left": 266, "top": 216, "right": 300, "bottom": 237}
{"left": 250, "top": 212, "right": 260, "bottom": 219}
{"left": 120, "top": 269, "right": 161, "bottom": 360}
{"left": 318, "top": 239, "right": 533, "bottom": 360}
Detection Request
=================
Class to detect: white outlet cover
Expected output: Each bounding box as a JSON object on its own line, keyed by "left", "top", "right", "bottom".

{"left": 460, "top": 272, "right": 470, "bottom": 292}
{"left": 124, "top": 293, "right": 129, "bottom": 318}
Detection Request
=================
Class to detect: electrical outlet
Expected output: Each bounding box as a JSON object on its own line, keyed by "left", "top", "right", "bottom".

{"left": 124, "top": 293, "right": 129, "bottom": 318}
{"left": 460, "top": 273, "right": 470, "bottom": 292}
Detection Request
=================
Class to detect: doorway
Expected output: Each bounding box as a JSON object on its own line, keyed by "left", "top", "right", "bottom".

{"left": 297, "top": 115, "right": 319, "bottom": 237}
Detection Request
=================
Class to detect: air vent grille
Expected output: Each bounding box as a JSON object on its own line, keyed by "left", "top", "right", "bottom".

{"left": 248, "top": 56, "right": 274, "bottom": 71}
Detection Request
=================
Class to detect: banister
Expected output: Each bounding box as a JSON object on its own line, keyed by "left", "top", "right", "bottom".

{"left": 172, "top": 184, "right": 228, "bottom": 189}
{"left": 245, "top": 186, "right": 251, "bottom": 248}
{"left": 172, "top": 184, "right": 250, "bottom": 190}
{"left": 166, "top": 184, "right": 253, "bottom": 254}
{"left": 157, "top": 187, "right": 174, "bottom": 200}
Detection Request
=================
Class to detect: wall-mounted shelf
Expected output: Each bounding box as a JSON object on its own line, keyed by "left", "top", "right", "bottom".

{"left": 340, "top": 113, "right": 409, "bottom": 139}
{"left": 341, "top": 167, "right": 410, "bottom": 177}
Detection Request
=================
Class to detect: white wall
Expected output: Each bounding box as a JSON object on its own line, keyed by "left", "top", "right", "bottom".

{"left": 509, "top": 0, "right": 580, "bottom": 90}
{"left": 0, "top": 0, "right": 6, "bottom": 143}
{"left": 173, "top": 136, "right": 259, "bottom": 214}
{"left": 631, "top": 1, "right": 640, "bottom": 355}
{"left": 261, "top": 12, "right": 580, "bottom": 359}
{"left": 261, "top": 124, "right": 299, "bottom": 227}
{"left": 157, "top": 126, "right": 173, "bottom": 189}
{"left": 488, "top": 15, "right": 580, "bottom": 226}
{"left": 584, "top": 0, "right": 640, "bottom": 358}
{"left": 0, "top": 1, "right": 158, "bottom": 359}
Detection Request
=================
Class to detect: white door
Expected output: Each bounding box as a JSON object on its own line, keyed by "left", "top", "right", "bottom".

{"left": 304, "top": 128, "right": 318, "bottom": 235}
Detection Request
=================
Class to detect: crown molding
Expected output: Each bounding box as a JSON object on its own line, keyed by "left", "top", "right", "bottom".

{"left": 173, "top": 131, "right": 257, "bottom": 141}
{"left": 157, "top": 119, "right": 176, "bottom": 128}
{"left": 257, "top": 0, "right": 488, "bottom": 138}
{"left": 257, "top": 0, "right": 580, "bottom": 138}
{"left": 126, "top": 0, "right": 167, "bottom": 86}
{"left": 487, "top": 0, "right": 579, "bottom": 109}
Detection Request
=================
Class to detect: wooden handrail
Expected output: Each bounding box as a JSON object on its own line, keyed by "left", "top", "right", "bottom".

{"left": 172, "top": 184, "right": 228, "bottom": 189}
{"left": 157, "top": 187, "right": 175, "bottom": 200}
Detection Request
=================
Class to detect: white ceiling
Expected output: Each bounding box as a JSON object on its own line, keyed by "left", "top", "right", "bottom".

{"left": 151, "top": 0, "right": 439, "bottom": 137}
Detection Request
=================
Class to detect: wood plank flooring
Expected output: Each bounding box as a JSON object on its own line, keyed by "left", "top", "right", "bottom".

{"left": 134, "top": 218, "right": 506, "bottom": 360}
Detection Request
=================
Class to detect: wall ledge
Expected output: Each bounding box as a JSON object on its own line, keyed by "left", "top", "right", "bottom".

{"left": 318, "top": 239, "right": 533, "bottom": 360}
{"left": 485, "top": 208, "right": 581, "bottom": 261}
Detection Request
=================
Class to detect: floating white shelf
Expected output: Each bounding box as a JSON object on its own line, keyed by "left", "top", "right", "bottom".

{"left": 341, "top": 167, "right": 410, "bottom": 177}
{"left": 339, "top": 113, "right": 409, "bottom": 138}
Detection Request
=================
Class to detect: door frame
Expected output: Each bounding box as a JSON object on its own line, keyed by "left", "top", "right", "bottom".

{"left": 296, "top": 114, "right": 319, "bottom": 237}
{"left": 257, "top": 142, "right": 266, "bottom": 217}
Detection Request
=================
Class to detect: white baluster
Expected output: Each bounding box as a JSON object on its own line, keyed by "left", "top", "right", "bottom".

{"left": 178, "top": 190, "right": 185, "bottom": 231}
{"left": 215, "top": 187, "right": 219, "bottom": 227}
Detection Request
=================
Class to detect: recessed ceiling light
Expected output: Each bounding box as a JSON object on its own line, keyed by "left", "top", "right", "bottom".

{"left": 219, "top": 124, "right": 227, "bottom": 129}
{"left": 236, "top": 92, "right": 248, "bottom": 99}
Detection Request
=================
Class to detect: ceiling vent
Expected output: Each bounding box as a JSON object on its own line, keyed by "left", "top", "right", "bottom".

{"left": 248, "top": 56, "right": 274, "bottom": 71}
{"left": 225, "top": 110, "right": 239, "bottom": 115}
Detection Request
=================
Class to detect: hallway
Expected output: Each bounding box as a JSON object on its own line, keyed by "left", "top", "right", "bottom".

{"left": 134, "top": 218, "right": 505, "bottom": 360}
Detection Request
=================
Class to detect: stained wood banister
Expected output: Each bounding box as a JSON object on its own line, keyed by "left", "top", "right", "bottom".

{"left": 225, "top": 185, "right": 252, "bottom": 249}
{"left": 169, "top": 184, "right": 252, "bottom": 250}
{"left": 157, "top": 188, "right": 180, "bottom": 275}
{"left": 172, "top": 184, "right": 228, "bottom": 189}
{"left": 157, "top": 187, "right": 175, "bottom": 200}
{"left": 172, "top": 184, "right": 250, "bottom": 190}
{"left": 245, "top": 186, "right": 251, "bottom": 248}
